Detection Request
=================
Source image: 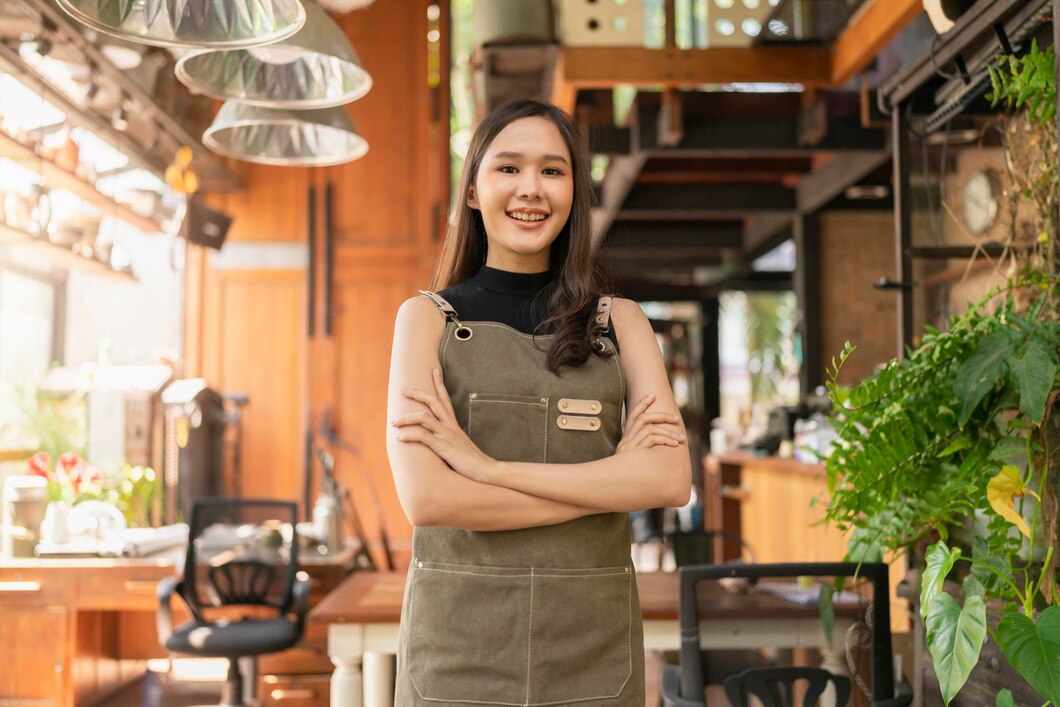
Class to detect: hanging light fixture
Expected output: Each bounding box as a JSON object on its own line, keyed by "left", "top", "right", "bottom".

{"left": 174, "top": 1, "right": 371, "bottom": 108}
{"left": 203, "top": 101, "right": 368, "bottom": 166}
{"left": 53, "top": 0, "right": 306, "bottom": 49}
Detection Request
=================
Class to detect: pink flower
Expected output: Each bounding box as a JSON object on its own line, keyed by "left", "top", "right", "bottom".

{"left": 26, "top": 452, "right": 51, "bottom": 479}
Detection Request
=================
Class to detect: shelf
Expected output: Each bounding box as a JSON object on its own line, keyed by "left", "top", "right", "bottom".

{"left": 0, "top": 222, "right": 137, "bottom": 283}
{"left": 0, "top": 130, "right": 164, "bottom": 234}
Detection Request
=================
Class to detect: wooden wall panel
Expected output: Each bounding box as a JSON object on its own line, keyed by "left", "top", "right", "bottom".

{"left": 328, "top": 254, "right": 430, "bottom": 569}
{"left": 201, "top": 270, "right": 307, "bottom": 502}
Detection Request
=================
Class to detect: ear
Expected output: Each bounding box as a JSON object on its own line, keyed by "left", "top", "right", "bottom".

{"left": 466, "top": 185, "right": 479, "bottom": 210}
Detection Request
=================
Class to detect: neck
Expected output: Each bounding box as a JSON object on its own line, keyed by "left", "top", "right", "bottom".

{"left": 484, "top": 251, "right": 550, "bottom": 274}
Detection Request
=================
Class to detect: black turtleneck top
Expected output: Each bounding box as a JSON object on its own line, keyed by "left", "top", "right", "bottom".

{"left": 437, "top": 266, "right": 620, "bottom": 352}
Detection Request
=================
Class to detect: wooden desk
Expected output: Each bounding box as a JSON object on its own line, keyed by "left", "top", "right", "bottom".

{"left": 0, "top": 546, "right": 357, "bottom": 706}
{"left": 311, "top": 571, "right": 854, "bottom": 707}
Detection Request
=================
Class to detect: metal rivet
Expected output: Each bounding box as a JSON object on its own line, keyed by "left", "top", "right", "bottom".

{"left": 540, "top": 398, "right": 547, "bottom": 404}
{"left": 470, "top": 393, "right": 477, "bottom": 400}
{"left": 561, "top": 418, "right": 568, "bottom": 425}
{"left": 591, "top": 420, "right": 598, "bottom": 427}
{"left": 624, "top": 567, "right": 630, "bottom": 572}
{"left": 561, "top": 401, "right": 569, "bottom": 409}
{"left": 590, "top": 403, "right": 598, "bottom": 411}
{"left": 417, "top": 561, "right": 423, "bottom": 568}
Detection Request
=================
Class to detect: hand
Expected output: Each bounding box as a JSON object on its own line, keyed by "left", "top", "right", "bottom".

{"left": 616, "top": 392, "right": 686, "bottom": 454}
{"left": 392, "top": 368, "right": 498, "bottom": 483}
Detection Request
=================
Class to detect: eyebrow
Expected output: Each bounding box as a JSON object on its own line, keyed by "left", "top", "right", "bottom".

{"left": 491, "top": 151, "right": 569, "bottom": 165}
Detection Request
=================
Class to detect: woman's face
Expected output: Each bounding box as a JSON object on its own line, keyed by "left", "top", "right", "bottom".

{"left": 468, "top": 116, "right": 574, "bottom": 271}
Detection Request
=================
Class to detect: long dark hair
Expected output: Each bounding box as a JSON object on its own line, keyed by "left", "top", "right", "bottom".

{"left": 428, "top": 98, "right": 615, "bottom": 374}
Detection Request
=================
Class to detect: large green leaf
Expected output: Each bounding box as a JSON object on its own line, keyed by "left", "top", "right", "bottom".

{"left": 1006, "top": 337, "right": 1058, "bottom": 424}
{"left": 955, "top": 331, "right": 1012, "bottom": 427}
{"left": 926, "top": 593, "right": 987, "bottom": 705}
{"left": 997, "top": 608, "right": 1060, "bottom": 705}
{"left": 995, "top": 688, "right": 1015, "bottom": 707}
{"left": 922, "top": 541, "right": 961, "bottom": 621}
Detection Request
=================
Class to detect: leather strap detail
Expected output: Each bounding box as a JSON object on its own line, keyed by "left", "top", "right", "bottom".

{"left": 418, "top": 290, "right": 458, "bottom": 317}
{"left": 558, "top": 398, "right": 601, "bottom": 414}
{"left": 557, "top": 415, "right": 601, "bottom": 431}
{"left": 594, "top": 295, "right": 613, "bottom": 333}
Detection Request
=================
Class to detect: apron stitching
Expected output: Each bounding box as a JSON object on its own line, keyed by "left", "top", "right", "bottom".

{"left": 416, "top": 567, "right": 531, "bottom": 577}
{"left": 526, "top": 567, "right": 534, "bottom": 706}
{"left": 542, "top": 398, "right": 549, "bottom": 463}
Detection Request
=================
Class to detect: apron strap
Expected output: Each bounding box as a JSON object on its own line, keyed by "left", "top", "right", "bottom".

{"left": 418, "top": 290, "right": 459, "bottom": 318}
{"left": 593, "top": 295, "right": 614, "bottom": 334}
{"left": 419, "top": 290, "right": 474, "bottom": 341}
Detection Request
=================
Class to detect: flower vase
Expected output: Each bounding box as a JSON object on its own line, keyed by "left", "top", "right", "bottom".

{"left": 42, "top": 501, "right": 71, "bottom": 545}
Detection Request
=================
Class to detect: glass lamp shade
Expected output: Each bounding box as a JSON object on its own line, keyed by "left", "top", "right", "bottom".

{"left": 55, "top": 0, "right": 305, "bottom": 49}
{"left": 203, "top": 101, "right": 368, "bottom": 166}
{"left": 175, "top": 1, "right": 371, "bottom": 108}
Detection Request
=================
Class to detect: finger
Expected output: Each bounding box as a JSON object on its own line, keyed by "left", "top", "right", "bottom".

{"left": 431, "top": 368, "right": 457, "bottom": 419}
{"left": 391, "top": 410, "right": 437, "bottom": 426}
{"left": 642, "top": 421, "right": 687, "bottom": 440}
{"left": 392, "top": 414, "right": 444, "bottom": 436}
{"left": 395, "top": 426, "right": 432, "bottom": 444}
{"left": 639, "top": 412, "right": 683, "bottom": 426}
{"left": 401, "top": 388, "right": 450, "bottom": 423}
{"left": 645, "top": 433, "right": 681, "bottom": 447}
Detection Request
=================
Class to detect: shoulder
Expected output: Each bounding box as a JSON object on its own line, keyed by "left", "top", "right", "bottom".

{"left": 608, "top": 297, "right": 646, "bottom": 332}
{"left": 395, "top": 293, "right": 446, "bottom": 328}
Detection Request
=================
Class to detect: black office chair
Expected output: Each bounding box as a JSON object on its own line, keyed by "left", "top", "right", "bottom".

{"left": 157, "top": 498, "right": 310, "bottom": 707}
{"left": 660, "top": 562, "right": 913, "bottom": 707}
{"left": 725, "top": 666, "right": 852, "bottom": 707}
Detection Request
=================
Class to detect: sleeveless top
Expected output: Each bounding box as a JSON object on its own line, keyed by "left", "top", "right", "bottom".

{"left": 393, "top": 279, "right": 645, "bottom": 707}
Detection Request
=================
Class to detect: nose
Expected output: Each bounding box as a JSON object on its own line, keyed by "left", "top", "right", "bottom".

{"left": 516, "top": 171, "right": 543, "bottom": 201}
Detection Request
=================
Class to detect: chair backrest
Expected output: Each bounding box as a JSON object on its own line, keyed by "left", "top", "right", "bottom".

{"left": 725, "top": 666, "right": 852, "bottom": 707}
{"left": 182, "top": 498, "right": 299, "bottom": 618}
{"left": 675, "top": 562, "right": 896, "bottom": 705}
{"left": 669, "top": 529, "right": 756, "bottom": 566}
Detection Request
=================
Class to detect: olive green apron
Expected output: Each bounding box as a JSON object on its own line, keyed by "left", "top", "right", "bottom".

{"left": 394, "top": 290, "right": 645, "bottom": 707}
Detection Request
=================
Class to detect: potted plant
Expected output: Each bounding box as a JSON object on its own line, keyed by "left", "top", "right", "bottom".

{"left": 821, "top": 41, "right": 1060, "bottom": 706}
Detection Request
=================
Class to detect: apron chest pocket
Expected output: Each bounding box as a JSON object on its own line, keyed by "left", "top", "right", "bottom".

{"left": 467, "top": 393, "right": 549, "bottom": 463}
{"left": 407, "top": 561, "right": 532, "bottom": 705}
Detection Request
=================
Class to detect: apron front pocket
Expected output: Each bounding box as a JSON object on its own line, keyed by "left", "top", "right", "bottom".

{"left": 407, "top": 560, "right": 532, "bottom": 705}
{"left": 528, "top": 566, "right": 634, "bottom": 704}
{"left": 467, "top": 393, "right": 549, "bottom": 463}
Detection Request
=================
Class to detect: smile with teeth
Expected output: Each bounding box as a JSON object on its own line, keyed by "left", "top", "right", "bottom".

{"left": 507, "top": 211, "right": 549, "bottom": 222}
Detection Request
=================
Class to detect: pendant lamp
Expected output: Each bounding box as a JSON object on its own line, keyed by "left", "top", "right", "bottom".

{"left": 174, "top": 1, "right": 371, "bottom": 108}
{"left": 54, "top": 0, "right": 306, "bottom": 49}
{"left": 203, "top": 101, "right": 368, "bottom": 166}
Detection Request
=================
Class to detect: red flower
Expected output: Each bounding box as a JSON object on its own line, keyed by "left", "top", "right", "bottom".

{"left": 57, "top": 452, "right": 80, "bottom": 473}
{"left": 70, "top": 463, "right": 102, "bottom": 493}
{"left": 26, "top": 452, "right": 51, "bottom": 479}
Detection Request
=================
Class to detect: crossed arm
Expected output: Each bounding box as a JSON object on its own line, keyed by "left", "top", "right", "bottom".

{"left": 385, "top": 296, "right": 692, "bottom": 531}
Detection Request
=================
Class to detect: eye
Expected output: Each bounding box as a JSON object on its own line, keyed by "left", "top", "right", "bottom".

{"left": 498, "top": 165, "right": 517, "bottom": 174}
{"left": 543, "top": 167, "right": 564, "bottom": 176}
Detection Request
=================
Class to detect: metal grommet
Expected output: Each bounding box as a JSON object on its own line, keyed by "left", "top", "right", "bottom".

{"left": 455, "top": 325, "right": 473, "bottom": 340}
{"left": 417, "top": 561, "right": 424, "bottom": 568}
{"left": 593, "top": 339, "right": 606, "bottom": 353}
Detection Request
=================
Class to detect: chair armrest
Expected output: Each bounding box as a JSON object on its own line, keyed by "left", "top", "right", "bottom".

{"left": 660, "top": 664, "right": 705, "bottom": 707}
{"left": 156, "top": 575, "right": 184, "bottom": 645}
{"left": 873, "top": 682, "right": 914, "bottom": 707}
{"left": 292, "top": 571, "right": 311, "bottom": 635}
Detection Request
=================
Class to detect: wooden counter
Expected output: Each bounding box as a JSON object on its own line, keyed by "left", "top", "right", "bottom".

{"left": 0, "top": 545, "right": 358, "bottom": 706}
{"left": 703, "top": 452, "right": 846, "bottom": 564}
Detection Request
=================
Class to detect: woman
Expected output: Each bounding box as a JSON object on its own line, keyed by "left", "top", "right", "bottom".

{"left": 386, "top": 98, "right": 691, "bottom": 706}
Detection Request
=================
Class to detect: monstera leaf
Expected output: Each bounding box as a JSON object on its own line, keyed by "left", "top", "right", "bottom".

{"left": 921, "top": 541, "right": 961, "bottom": 621}
{"left": 997, "top": 608, "right": 1060, "bottom": 705}
{"left": 925, "top": 592, "right": 987, "bottom": 705}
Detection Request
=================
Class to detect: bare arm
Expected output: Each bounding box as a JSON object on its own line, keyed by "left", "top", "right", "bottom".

{"left": 386, "top": 296, "right": 599, "bottom": 531}
{"left": 487, "top": 298, "right": 692, "bottom": 511}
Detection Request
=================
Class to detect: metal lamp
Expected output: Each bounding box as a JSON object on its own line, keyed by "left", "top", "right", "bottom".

{"left": 174, "top": 0, "right": 371, "bottom": 108}
{"left": 54, "top": 0, "right": 306, "bottom": 49}
{"left": 202, "top": 100, "right": 368, "bottom": 166}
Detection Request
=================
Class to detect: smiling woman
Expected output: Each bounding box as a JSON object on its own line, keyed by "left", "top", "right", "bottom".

{"left": 384, "top": 99, "right": 692, "bottom": 707}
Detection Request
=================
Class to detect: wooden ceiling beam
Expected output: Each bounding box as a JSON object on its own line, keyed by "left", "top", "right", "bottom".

{"left": 606, "top": 221, "right": 744, "bottom": 249}
{"left": 551, "top": 46, "right": 832, "bottom": 112}
{"left": 831, "top": 0, "right": 923, "bottom": 85}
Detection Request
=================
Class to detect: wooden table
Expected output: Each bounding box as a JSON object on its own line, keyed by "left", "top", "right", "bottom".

{"left": 0, "top": 544, "right": 358, "bottom": 706}
{"left": 310, "top": 570, "right": 854, "bottom": 707}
